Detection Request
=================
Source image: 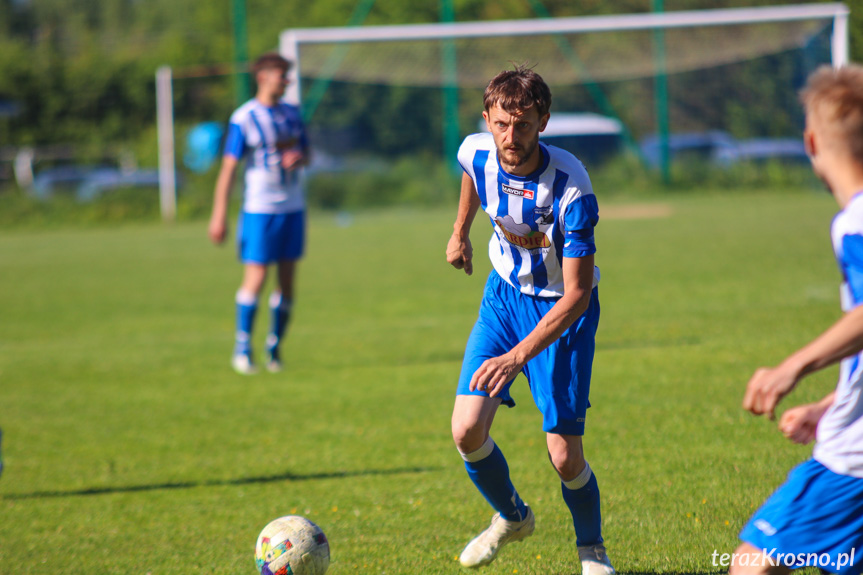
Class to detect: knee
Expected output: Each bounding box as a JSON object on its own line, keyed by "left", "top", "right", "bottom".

{"left": 728, "top": 543, "right": 785, "bottom": 575}
{"left": 547, "top": 443, "right": 585, "bottom": 481}
{"left": 451, "top": 417, "right": 487, "bottom": 455}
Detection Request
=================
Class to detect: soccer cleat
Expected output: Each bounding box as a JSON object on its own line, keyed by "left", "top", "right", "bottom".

{"left": 579, "top": 543, "right": 615, "bottom": 575}
{"left": 266, "top": 348, "right": 283, "bottom": 373}
{"left": 459, "top": 506, "right": 535, "bottom": 568}
{"left": 231, "top": 353, "right": 258, "bottom": 375}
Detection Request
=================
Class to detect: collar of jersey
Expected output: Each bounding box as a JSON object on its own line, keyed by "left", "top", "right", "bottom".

{"left": 497, "top": 143, "right": 550, "bottom": 183}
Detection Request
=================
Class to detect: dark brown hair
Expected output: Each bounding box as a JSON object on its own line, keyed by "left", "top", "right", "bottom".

{"left": 251, "top": 52, "right": 292, "bottom": 76}
{"left": 483, "top": 64, "right": 552, "bottom": 117}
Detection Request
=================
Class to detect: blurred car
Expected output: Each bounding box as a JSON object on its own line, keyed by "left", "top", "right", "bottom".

{"left": 31, "top": 165, "right": 179, "bottom": 202}
{"left": 639, "top": 131, "right": 737, "bottom": 168}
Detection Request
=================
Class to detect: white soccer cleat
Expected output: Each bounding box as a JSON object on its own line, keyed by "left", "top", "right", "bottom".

{"left": 459, "top": 507, "right": 535, "bottom": 568}
{"left": 266, "top": 348, "right": 283, "bottom": 373}
{"left": 231, "top": 353, "right": 258, "bottom": 375}
{"left": 579, "top": 543, "right": 615, "bottom": 575}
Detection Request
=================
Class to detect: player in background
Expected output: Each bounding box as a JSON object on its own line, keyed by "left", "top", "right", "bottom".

{"left": 208, "top": 52, "right": 309, "bottom": 375}
{"left": 733, "top": 64, "right": 863, "bottom": 575}
{"left": 446, "top": 65, "right": 614, "bottom": 574}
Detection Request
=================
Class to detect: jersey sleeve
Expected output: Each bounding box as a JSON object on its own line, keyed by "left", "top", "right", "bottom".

{"left": 223, "top": 122, "right": 246, "bottom": 159}
{"left": 842, "top": 233, "right": 863, "bottom": 305}
{"left": 562, "top": 193, "right": 599, "bottom": 259}
{"left": 457, "top": 133, "right": 489, "bottom": 181}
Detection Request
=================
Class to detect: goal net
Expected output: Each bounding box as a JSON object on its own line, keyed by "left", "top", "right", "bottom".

{"left": 279, "top": 3, "right": 849, "bottom": 172}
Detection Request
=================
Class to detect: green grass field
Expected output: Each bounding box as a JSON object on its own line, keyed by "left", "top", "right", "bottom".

{"left": 0, "top": 189, "right": 843, "bottom": 574}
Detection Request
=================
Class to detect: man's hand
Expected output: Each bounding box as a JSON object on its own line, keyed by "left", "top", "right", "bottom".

{"left": 778, "top": 404, "right": 821, "bottom": 444}
{"left": 470, "top": 351, "right": 526, "bottom": 398}
{"left": 742, "top": 365, "right": 799, "bottom": 420}
{"left": 446, "top": 232, "right": 473, "bottom": 275}
{"left": 208, "top": 215, "right": 227, "bottom": 245}
{"left": 281, "top": 149, "right": 306, "bottom": 170}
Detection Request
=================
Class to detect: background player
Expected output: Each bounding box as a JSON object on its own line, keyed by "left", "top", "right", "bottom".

{"left": 734, "top": 64, "right": 863, "bottom": 575}
{"left": 446, "top": 65, "right": 614, "bottom": 574}
{"left": 208, "top": 52, "right": 309, "bottom": 375}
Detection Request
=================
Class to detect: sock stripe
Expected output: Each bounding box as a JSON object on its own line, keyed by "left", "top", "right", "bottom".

{"left": 459, "top": 436, "right": 495, "bottom": 463}
{"left": 563, "top": 461, "right": 593, "bottom": 491}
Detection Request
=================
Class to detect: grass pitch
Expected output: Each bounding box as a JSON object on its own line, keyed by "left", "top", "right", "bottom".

{"left": 0, "top": 189, "right": 840, "bottom": 574}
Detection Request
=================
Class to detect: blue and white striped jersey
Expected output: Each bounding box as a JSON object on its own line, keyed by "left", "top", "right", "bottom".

{"left": 458, "top": 132, "right": 600, "bottom": 298}
{"left": 224, "top": 99, "right": 308, "bottom": 215}
{"left": 814, "top": 191, "right": 863, "bottom": 478}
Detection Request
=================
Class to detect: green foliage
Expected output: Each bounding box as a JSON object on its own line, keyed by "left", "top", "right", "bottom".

{"left": 306, "top": 155, "right": 460, "bottom": 210}
{"left": 0, "top": 189, "right": 842, "bottom": 573}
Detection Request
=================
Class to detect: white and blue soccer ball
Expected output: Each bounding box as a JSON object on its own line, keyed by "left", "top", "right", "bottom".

{"left": 255, "top": 515, "right": 330, "bottom": 575}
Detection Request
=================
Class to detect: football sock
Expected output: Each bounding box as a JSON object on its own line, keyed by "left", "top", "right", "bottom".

{"left": 266, "top": 292, "right": 292, "bottom": 355}
{"left": 235, "top": 290, "right": 258, "bottom": 356}
{"left": 561, "top": 461, "right": 603, "bottom": 547}
{"left": 460, "top": 437, "right": 528, "bottom": 522}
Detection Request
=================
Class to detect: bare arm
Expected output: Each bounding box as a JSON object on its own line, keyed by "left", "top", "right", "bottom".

{"left": 743, "top": 304, "right": 863, "bottom": 418}
{"left": 209, "top": 155, "right": 239, "bottom": 245}
{"left": 446, "top": 172, "right": 480, "bottom": 275}
{"left": 472, "top": 254, "right": 595, "bottom": 396}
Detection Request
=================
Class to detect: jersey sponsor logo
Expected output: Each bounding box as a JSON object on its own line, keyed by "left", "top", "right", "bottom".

{"left": 494, "top": 215, "right": 551, "bottom": 250}
{"left": 501, "top": 183, "right": 534, "bottom": 200}
{"left": 534, "top": 205, "right": 553, "bottom": 225}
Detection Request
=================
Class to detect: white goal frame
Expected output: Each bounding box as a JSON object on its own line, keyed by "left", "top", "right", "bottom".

{"left": 279, "top": 3, "right": 849, "bottom": 106}
{"left": 155, "top": 4, "right": 850, "bottom": 221}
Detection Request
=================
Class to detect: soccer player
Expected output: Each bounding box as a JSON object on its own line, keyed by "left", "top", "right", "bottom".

{"left": 208, "top": 52, "right": 309, "bottom": 375}
{"left": 733, "top": 64, "right": 863, "bottom": 575}
{"left": 446, "top": 65, "right": 614, "bottom": 574}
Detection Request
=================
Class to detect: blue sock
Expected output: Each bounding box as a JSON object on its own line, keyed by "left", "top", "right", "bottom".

{"left": 235, "top": 290, "right": 257, "bottom": 356}
{"left": 266, "top": 293, "right": 292, "bottom": 355}
{"left": 561, "top": 461, "right": 603, "bottom": 547}
{"left": 462, "top": 437, "right": 527, "bottom": 522}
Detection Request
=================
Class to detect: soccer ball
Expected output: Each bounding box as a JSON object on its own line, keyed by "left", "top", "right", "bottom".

{"left": 255, "top": 515, "right": 330, "bottom": 575}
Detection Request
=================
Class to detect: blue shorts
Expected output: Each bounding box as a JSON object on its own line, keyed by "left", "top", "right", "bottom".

{"left": 456, "top": 271, "right": 600, "bottom": 436}
{"left": 740, "top": 458, "right": 863, "bottom": 574}
{"left": 237, "top": 211, "right": 305, "bottom": 265}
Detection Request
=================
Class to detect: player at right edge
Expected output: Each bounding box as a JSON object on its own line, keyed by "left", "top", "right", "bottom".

{"left": 733, "top": 64, "right": 863, "bottom": 575}
{"left": 446, "top": 65, "right": 614, "bottom": 573}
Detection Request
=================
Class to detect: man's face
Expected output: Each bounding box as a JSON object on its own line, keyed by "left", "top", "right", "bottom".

{"left": 483, "top": 103, "right": 549, "bottom": 175}
{"left": 257, "top": 66, "right": 289, "bottom": 99}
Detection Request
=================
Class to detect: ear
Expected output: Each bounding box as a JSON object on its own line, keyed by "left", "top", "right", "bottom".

{"left": 539, "top": 113, "right": 550, "bottom": 133}
{"left": 482, "top": 110, "right": 491, "bottom": 132}
{"left": 804, "top": 128, "right": 817, "bottom": 159}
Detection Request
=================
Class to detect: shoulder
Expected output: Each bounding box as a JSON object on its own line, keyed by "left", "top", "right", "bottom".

{"left": 229, "top": 100, "right": 259, "bottom": 125}
{"left": 544, "top": 143, "right": 593, "bottom": 200}
{"left": 458, "top": 133, "right": 494, "bottom": 173}
{"left": 835, "top": 194, "right": 863, "bottom": 235}
{"left": 459, "top": 133, "right": 494, "bottom": 154}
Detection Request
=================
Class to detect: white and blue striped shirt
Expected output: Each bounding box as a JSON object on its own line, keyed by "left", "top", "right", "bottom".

{"left": 814, "top": 191, "right": 863, "bottom": 478}
{"left": 459, "top": 132, "right": 600, "bottom": 298}
{"left": 224, "top": 99, "right": 308, "bottom": 215}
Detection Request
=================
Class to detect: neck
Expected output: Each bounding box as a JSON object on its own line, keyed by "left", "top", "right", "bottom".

{"left": 255, "top": 92, "right": 279, "bottom": 107}
{"left": 825, "top": 160, "right": 863, "bottom": 209}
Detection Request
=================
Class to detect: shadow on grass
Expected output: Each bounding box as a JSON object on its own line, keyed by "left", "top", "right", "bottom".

{"left": 2, "top": 465, "right": 440, "bottom": 500}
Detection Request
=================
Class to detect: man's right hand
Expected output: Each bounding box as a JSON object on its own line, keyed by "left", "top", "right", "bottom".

{"left": 446, "top": 232, "right": 473, "bottom": 275}
{"left": 208, "top": 216, "right": 227, "bottom": 245}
